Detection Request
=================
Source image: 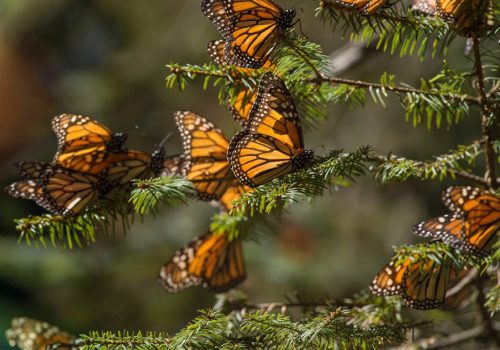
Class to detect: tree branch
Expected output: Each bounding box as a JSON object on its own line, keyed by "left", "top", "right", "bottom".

{"left": 472, "top": 35, "right": 498, "bottom": 189}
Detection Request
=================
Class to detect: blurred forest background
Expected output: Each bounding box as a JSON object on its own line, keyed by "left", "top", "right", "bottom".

{"left": 0, "top": 0, "right": 482, "bottom": 344}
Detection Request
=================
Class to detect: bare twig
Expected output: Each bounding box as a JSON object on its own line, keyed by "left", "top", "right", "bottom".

{"left": 476, "top": 278, "right": 500, "bottom": 346}
{"left": 472, "top": 35, "right": 498, "bottom": 189}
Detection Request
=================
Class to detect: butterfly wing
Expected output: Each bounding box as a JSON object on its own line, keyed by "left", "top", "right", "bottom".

{"left": 101, "top": 150, "right": 157, "bottom": 186}
{"left": 333, "top": 0, "right": 387, "bottom": 15}
{"left": 229, "top": 85, "right": 258, "bottom": 127}
{"left": 228, "top": 73, "right": 312, "bottom": 187}
{"left": 158, "top": 232, "right": 246, "bottom": 292}
{"left": 201, "top": 0, "right": 234, "bottom": 39}
{"left": 175, "top": 111, "right": 235, "bottom": 201}
{"left": 413, "top": 213, "right": 467, "bottom": 251}
{"left": 436, "top": 0, "right": 489, "bottom": 31}
{"left": 16, "top": 161, "right": 51, "bottom": 179}
{"left": 51, "top": 114, "right": 127, "bottom": 174}
{"left": 370, "top": 254, "right": 453, "bottom": 310}
{"left": 6, "top": 317, "right": 76, "bottom": 350}
{"left": 161, "top": 155, "right": 187, "bottom": 176}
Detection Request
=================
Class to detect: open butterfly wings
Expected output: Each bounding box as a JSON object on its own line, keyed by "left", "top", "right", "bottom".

{"left": 414, "top": 186, "right": 499, "bottom": 257}
{"left": 6, "top": 317, "right": 77, "bottom": 350}
{"left": 51, "top": 114, "right": 127, "bottom": 174}
{"left": 228, "top": 73, "right": 313, "bottom": 187}
{"left": 370, "top": 254, "right": 454, "bottom": 309}
{"left": 158, "top": 231, "right": 245, "bottom": 292}
{"left": 202, "top": 0, "right": 295, "bottom": 68}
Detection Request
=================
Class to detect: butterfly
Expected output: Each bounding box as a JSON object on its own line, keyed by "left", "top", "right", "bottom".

{"left": 370, "top": 252, "right": 455, "bottom": 309}
{"left": 207, "top": 39, "right": 269, "bottom": 127}
{"left": 52, "top": 114, "right": 127, "bottom": 174}
{"left": 414, "top": 186, "right": 499, "bottom": 257}
{"left": 5, "top": 317, "right": 77, "bottom": 350}
{"left": 436, "top": 0, "right": 490, "bottom": 34}
{"left": 6, "top": 161, "right": 111, "bottom": 216}
{"left": 228, "top": 73, "right": 313, "bottom": 188}
{"left": 201, "top": 0, "right": 296, "bottom": 68}
{"left": 175, "top": 111, "right": 252, "bottom": 211}
{"left": 411, "top": 0, "right": 436, "bottom": 15}
{"left": 158, "top": 231, "right": 246, "bottom": 292}
{"left": 332, "top": 0, "right": 388, "bottom": 15}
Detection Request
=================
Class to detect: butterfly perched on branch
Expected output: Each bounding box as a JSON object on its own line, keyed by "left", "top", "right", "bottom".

{"left": 5, "top": 317, "right": 78, "bottom": 350}
{"left": 435, "top": 0, "right": 491, "bottom": 35}
{"left": 6, "top": 114, "right": 168, "bottom": 216}
{"left": 369, "top": 250, "right": 457, "bottom": 309}
{"left": 201, "top": 0, "right": 296, "bottom": 68}
{"left": 413, "top": 186, "right": 499, "bottom": 257}
{"left": 228, "top": 73, "right": 314, "bottom": 187}
{"left": 331, "top": 0, "right": 390, "bottom": 15}
{"left": 174, "top": 110, "right": 252, "bottom": 211}
{"left": 158, "top": 230, "right": 246, "bottom": 292}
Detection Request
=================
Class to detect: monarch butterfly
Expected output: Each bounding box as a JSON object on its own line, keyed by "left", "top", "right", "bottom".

{"left": 101, "top": 148, "right": 166, "bottom": 187}
{"left": 333, "top": 0, "right": 388, "bottom": 15}
{"left": 52, "top": 114, "right": 127, "bottom": 174}
{"left": 6, "top": 162, "right": 111, "bottom": 216}
{"left": 201, "top": 0, "right": 296, "bottom": 68}
{"left": 436, "top": 0, "right": 490, "bottom": 34}
{"left": 370, "top": 252, "right": 455, "bottom": 309}
{"left": 5, "top": 317, "right": 77, "bottom": 350}
{"left": 175, "top": 111, "right": 251, "bottom": 210}
{"left": 158, "top": 231, "right": 245, "bottom": 292}
{"left": 228, "top": 73, "right": 314, "bottom": 187}
{"left": 411, "top": 0, "right": 436, "bottom": 15}
{"left": 414, "top": 186, "right": 499, "bottom": 257}
{"left": 207, "top": 40, "right": 268, "bottom": 126}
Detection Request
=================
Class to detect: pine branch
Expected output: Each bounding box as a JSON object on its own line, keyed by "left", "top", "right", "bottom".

{"left": 317, "top": 1, "right": 457, "bottom": 59}
{"left": 232, "top": 147, "right": 371, "bottom": 217}
{"left": 472, "top": 35, "right": 498, "bottom": 189}
{"left": 130, "top": 176, "right": 195, "bottom": 215}
{"left": 370, "top": 141, "right": 490, "bottom": 184}
{"left": 79, "top": 331, "right": 171, "bottom": 350}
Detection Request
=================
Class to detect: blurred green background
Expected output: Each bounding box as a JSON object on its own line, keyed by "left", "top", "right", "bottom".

{"left": 0, "top": 0, "right": 481, "bottom": 344}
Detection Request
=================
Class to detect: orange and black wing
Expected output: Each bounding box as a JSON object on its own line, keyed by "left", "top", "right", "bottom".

{"left": 202, "top": 0, "right": 295, "bottom": 68}
{"left": 16, "top": 161, "right": 51, "bottom": 179}
{"left": 436, "top": 0, "right": 490, "bottom": 33}
{"left": 228, "top": 73, "right": 313, "bottom": 187}
{"left": 175, "top": 111, "right": 234, "bottom": 201}
{"left": 413, "top": 213, "right": 466, "bottom": 250}
{"left": 333, "top": 0, "right": 388, "bottom": 15}
{"left": 51, "top": 114, "right": 127, "bottom": 174}
{"left": 370, "top": 254, "right": 453, "bottom": 310}
{"left": 5, "top": 317, "right": 77, "bottom": 350}
{"left": 101, "top": 150, "right": 162, "bottom": 187}
{"left": 441, "top": 186, "right": 499, "bottom": 256}
{"left": 161, "top": 155, "right": 188, "bottom": 177}
{"left": 7, "top": 163, "right": 106, "bottom": 216}
{"left": 158, "top": 231, "right": 246, "bottom": 292}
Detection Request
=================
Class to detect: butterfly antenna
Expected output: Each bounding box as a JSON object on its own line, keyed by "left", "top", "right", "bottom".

{"left": 158, "top": 132, "right": 173, "bottom": 149}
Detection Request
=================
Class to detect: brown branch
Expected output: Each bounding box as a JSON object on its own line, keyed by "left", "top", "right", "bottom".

{"left": 310, "top": 75, "right": 480, "bottom": 105}
{"left": 423, "top": 325, "right": 485, "bottom": 349}
{"left": 476, "top": 277, "right": 500, "bottom": 346}
{"left": 472, "top": 35, "right": 498, "bottom": 189}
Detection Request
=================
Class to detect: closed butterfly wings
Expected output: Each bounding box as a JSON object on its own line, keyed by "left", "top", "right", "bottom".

{"left": 436, "top": 0, "right": 490, "bottom": 33}
{"left": 202, "top": 0, "right": 295, "bottom": 68}
{"left": 158, "top": 231, "right": 245, "bottom": 292}
{"left": 175, "top": 111, "right": 251, "bottom": 210}
{"left": 228, "top": 73, "right": 313, "bottom": 187}
{"left": 52, "top": 114, "right": 127, "bottom": 174}
{"left": 414, "top": 186, "right": 499, "bottom": 257}
{"left": 370, "top": 254, "right": 455, "bottom": 309}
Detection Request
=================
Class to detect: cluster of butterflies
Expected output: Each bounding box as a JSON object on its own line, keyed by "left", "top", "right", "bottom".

{"left": 330, "top": 0, "right": 491, "bottom": 35}
{"left": 5, "top": 114, "right": 168, "bottom": 216}
{"left": 370, "top": 186, "right": 499, "bottom": 309}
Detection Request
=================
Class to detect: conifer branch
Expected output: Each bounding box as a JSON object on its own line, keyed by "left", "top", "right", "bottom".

{"left": 130, "top": 176, "right": 195, "bottom": 215}
{"left": 370, "top": 142, "right": 490, "bottom": 184}
{"left": 472, "top": 35, "right": 498, "bottom": 189}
